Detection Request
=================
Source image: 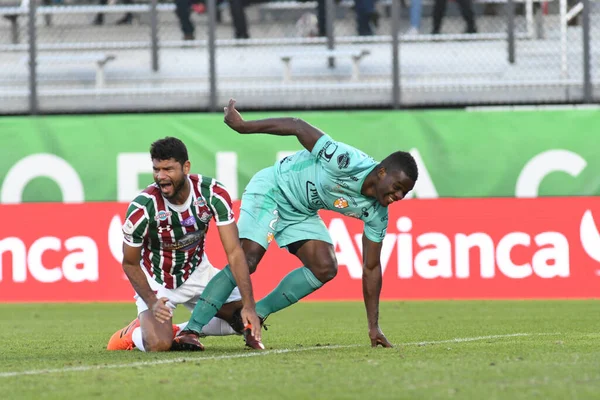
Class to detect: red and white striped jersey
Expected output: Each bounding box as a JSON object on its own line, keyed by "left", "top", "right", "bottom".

{"left": 122, "top": 174, "right": 234, "bottom": 289}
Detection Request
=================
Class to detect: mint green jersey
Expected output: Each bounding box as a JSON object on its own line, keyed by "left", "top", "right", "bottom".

{"left": 273, "top": 134, "right": 388, "bottom": 242}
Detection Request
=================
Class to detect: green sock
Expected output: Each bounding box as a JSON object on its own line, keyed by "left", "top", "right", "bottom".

{"left": 256, "top": 266, "right": 323, "bottom": 319}
{"left": 186, "top": 265, "right": 236, "bottom": 334}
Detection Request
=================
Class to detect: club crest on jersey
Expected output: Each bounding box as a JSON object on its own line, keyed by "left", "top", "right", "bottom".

{"left": 199, "top": 212, "right": 211, "bottom": 223}
{"left": 181, "top": 216, "right": 196, "bottom": 227}
{"left": 194, "top": 198, "right": 207, "bottom": 207}
{"left": 334, "top": 198, "right": 349, "bottom": 209}
{"left": 154, "top": 210, "right": 172, "bottom": 221}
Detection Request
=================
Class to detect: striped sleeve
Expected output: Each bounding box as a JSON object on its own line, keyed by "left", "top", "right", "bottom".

{"left": 122, "top": 200, "right": 149, "bottom": 247}
{"left": 208, "top": 179, "right": 235, "bottom": 226}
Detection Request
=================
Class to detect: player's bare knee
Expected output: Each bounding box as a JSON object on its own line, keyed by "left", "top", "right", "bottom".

{"left": 312, "top": 259, "right": 338, "bottom": 283}
{"left": 245, "top": 252, "right": 261, "bottom": 274}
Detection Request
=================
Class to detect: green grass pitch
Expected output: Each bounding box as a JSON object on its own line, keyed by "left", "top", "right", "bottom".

{"left": 1, "top": 300, "right": 599, "bottom": 399}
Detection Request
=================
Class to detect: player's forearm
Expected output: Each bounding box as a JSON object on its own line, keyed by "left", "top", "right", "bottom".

{"left": 237, "top": 117, "right": 303, "bottom": 135}
{"left": 362, "top": 264, "right": 383, "bottom": 329}
{"left": 227, "top": 248, "right": 257, "bottom": 309}
{"left": 237, "top": 118, "right": 321, "bottom": 152}
{"left": 123, "top": 263, "right": 158, "bottom": 308}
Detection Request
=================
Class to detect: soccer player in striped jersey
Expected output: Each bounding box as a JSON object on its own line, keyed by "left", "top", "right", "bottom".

{"left": 175, "top": 99, "right": 418, "bottom": 349}
{"left": 107, "top": 136, "right": 261, "bottom": 352}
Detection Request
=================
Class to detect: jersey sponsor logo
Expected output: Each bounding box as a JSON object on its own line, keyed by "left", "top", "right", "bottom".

{"left": 194, "top": 198, "right": 206, "bottom": 207}
{"left": 349, "top": 176, "right": 359, "bottom": 182}
{"left": 161, "top": 230, "right": 204, "bottom": 251}
{"left": 306, "top": 181, "right": 325, "bottom": 208}
{"left": 154, "top": 210, "right": 172, "bottom": 221}
{"left": 337, "top": 152, "right": 350, "bottom": 169}
{"left": 181, "top": 216, "right": 196, "bottom": 227}
{"left": 157, "top": 225, "right": 171, "bottom": 234}
{"left": 318, "top": 141, "right": 338, "bottom": 162}
{"left": 345, "top": 212, "right": 360, "bottom": 218}
{"left": 334, "top": 197, "right": 349, "bottom": 209}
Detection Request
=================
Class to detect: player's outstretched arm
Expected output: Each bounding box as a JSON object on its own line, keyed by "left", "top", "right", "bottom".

{"left": 223, "top": 98, "right": 324, "bottom": 152}
{"left": 362, "top": 235, "right": 394, "bottom": 348}
{"left": 122, "top": 243, "right": 171, "bottom": 323}
{"left": 217, "top": 222, "right": 262, "bottom": 341}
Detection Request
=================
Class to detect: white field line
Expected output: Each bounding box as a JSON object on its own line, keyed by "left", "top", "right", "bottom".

{"left": 0, "top": 332, "right": 558, "bottom": 378}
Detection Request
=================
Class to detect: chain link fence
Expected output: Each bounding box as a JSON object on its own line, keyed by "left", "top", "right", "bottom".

{"left": 0, "top": 0, "right": 596, "bottom": 113}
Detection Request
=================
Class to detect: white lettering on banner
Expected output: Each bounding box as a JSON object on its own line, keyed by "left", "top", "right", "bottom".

{"left": 516, "top": 150, "right": 587, "bottom": 198}
{"left": 1, "top": 154, "right": 84, "bottom": 204}
{"left": 62, "top": 237, "right": 99, "bottom": 282}
{"left": 329, "top": 218, "right": 397, "bottom": 279}
{"left": 0, "top": 238, "right": 27, "bottom": 282}
{"left": 109, "top": 215, "right": 124, "bottom": 264}
{"left": 328, "top": 216, "right": 571, "bottom": 280}
{"left": 455, "top": 233, "right": 495, "bottom": 278}
{"left": 580, "top": 210, "right": 600, "bottom": 271}
{"left": 415, "top": 233, "right": 452, "bottom": 278}
{"left": 117, "top": 153, "right": 152, "bottom": 203}
{"left": 329, "top": 218, "right": 362, "bottom": 279}
{"left": 0, "top": 236, "right": 98, "bottom": 283}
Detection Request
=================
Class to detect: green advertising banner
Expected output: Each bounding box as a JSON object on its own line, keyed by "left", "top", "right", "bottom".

{"left": 0, "top": 109, "right": 598, "bottom": 203}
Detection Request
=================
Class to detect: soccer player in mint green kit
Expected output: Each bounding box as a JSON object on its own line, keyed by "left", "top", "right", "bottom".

{"left": 177, "top": 99, "right": 418, "bottom": 349}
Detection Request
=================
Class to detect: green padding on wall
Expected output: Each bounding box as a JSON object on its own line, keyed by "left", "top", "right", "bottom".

{"left": 0, "top": 109, "right": 598, "bottom": 202}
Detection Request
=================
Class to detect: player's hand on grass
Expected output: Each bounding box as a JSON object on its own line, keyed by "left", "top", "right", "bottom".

{"left": 151, "top": 297, "right": 172, "bottom": 323}
{"left": 223, "top": 98, "right": 245, "bottom": 132}
{"left": 241, "top": 306, "right": 262, "bottom": 341}
{"left": 369, "top": 326, "right": 393, "bottom": 348}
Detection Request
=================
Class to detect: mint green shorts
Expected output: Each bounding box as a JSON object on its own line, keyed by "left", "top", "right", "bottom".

{"left": 238, "top": 167, "right": 332, "bottom": 250}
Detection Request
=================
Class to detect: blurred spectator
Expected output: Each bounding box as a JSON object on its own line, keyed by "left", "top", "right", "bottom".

{"left": 296, "top": 12, "right": 319, "bottom": 37}
{"left": 315, "top": 0, "right": 379, "bottom": 37}
{"left": 93, "top": 0, "right": 133, "bottom": 26}
{"left": 431, "top": 0, "right": 476, "bottom": 34}
{"left": 354, "top": 0, "right": 378, "bottom": 35}
{"left": 175, "top": 0, "right": 250, "bottom": 40}
{"left": 405, "top": 0, "right": 422, "bottom": 35}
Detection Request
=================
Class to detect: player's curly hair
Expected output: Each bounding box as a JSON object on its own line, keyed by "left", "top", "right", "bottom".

{"left": 150, "top": 137, "right": 189, "bottom": 166}
{"left": 381, "top": 151, "right": 419, "bottom": 182}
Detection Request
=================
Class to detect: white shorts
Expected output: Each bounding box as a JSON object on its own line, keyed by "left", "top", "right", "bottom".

{"left": 135, "top": 255, "right": 242, "bottom": 315}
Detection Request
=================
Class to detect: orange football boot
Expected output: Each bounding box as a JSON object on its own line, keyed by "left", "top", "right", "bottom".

{"left": 106, "top": 318, "right": 140, "bottom": 351}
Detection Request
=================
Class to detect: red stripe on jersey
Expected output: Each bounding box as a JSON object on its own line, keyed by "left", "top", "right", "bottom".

{"left": 127, "top": 207, "right": 145, "bottom": 225}
{"left": 212, "top": 183, "right": 233, "bottom": 209}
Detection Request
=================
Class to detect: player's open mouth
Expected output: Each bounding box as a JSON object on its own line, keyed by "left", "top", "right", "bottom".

{"left": 388, "top": 195, "right": 395, "bottom": 204}
{"left": 160, "top": 183, "right": 172, "bottom": 191}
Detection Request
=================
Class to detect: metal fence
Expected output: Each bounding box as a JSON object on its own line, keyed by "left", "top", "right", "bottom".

{"left": 0, "top": 0, "right": 597, "bottom": 113}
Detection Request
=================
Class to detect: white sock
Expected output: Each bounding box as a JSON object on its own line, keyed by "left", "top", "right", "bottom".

{"left": 199, "top": 318, "right": 237, "bottom": 337}
{"left": 131, "top": 327, "right": 146, "bottom": 352}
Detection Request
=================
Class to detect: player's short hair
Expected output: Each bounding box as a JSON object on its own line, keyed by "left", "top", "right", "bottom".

{"left": 150, "top": 137, "right": 189, "bottom": 166}
{"left": 381, "top": 151, "right": 419, "bottom": 182}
